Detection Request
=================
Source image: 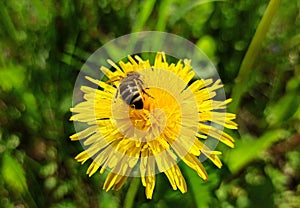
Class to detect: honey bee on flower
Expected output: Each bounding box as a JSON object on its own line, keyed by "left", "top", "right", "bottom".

{"left": 107, "top": 71, "right": 153, "bottom": 109}
{"left": 70, "top": 52, "right": 237, "bottom": 199}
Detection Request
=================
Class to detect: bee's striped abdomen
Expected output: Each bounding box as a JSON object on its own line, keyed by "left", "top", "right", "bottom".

{"left": 119, "top": 72, "right": 144, "bottom": 109}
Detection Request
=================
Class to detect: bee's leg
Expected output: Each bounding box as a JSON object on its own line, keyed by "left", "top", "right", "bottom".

{"left": 135, "top": 79, "right": 154, "bottom": 99}
{"left": 142, "top": 88, "right": 154, "bottom": 99}
{"left": 113, "top": 88, "right": 119, "bottom": 103}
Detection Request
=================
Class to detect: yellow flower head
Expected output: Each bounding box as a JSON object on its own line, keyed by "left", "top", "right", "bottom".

{"left": 70, "top": 52, "right": 237, "bottom": 199}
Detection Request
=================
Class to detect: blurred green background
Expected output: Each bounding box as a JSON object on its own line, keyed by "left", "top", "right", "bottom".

{"left": 0, "top": 0, "right": 300, "bottom": 207}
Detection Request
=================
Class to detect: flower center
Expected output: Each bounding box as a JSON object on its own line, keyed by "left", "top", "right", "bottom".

{"left": 126, "top": 87, "right": 181, "bottom": 143}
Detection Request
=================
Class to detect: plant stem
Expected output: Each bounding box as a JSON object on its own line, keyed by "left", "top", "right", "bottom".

{"left": 229, "top": 0, "right": 281, "bottom": 112}
{"left": 123, "top": 178, "right": 140, "bottom": 208}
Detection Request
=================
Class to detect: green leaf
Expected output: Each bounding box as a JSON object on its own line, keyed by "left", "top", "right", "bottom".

{"left": 226, "top": 129, "right": 289, "bottom": 173}
{"left": 131, "top": 0, "right": 156, "bottom": 32}
{"left": 0, "top": 2, "right": 18, "bottom": 41}
{"left": 1, "top": 152, "right": 28, "bottom": 193}
{"left": 169, "top": 0, "right": 224, "bottom": 26}
{"left": 155, "top": 0, "right": 172, "bottom": 31}
{"left": 23, "top": 92, "right": 38, "bottom": 116}
{"left": 183, "top": 164, "right": 219, "bottom": 208}
{"left": 0, "top": 65, "right": 25, "bottom": 91}
{"left": 265, "top": 86, "right": 300, "bottom": 127}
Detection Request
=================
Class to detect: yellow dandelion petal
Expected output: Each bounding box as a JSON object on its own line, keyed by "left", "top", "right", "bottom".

{"left": 75, "top": 151, "right": 90, "bottom": 164}
{"left": 145, "top": 175, "right": 156, "bottom": 199}
{"left": 134, "top": 55, "right": 152, "bottom": 70}
{"left": 119, "top": 61, "right": 133, "bottom": 74}
{"left": 154, "top": 52, "right": 168, "bottom": 69}
{"left": 171, "top": 60, "right": 182, "bottom": 74}
{"left": 164, "top": 165, "right": 187, "bottom": 193}
{"left": 103, "top": 172, "right": 122, "bottom": 191}
{"left": 85, "top": 76, "right": 116, "bottom": 93}
{"left": 127, "top": 55, "right": 139, "bottom": 66}
{"left": 107, "top": 59, "right": 125, "bottom": 75}
{"left": 70, "top": 51, "right": 237, "bottom": 199}
{"left": 198, "top": 123, "right": 235, "bottom": 148}
{"left": 69, "top": 125, "right": 98, "bottom": 141}
{"left": 100, "top": 66, "right": 116, "bottom": 80}
{"left": 113, "top": 175, "right": 128, "bottom": 191}
{"left": 182, "top": 153, "right": 208, "bottom": 180}
{"left": 87, "top": 161, "right": 100, "bottom": 177}
{"left": 83, "top": 133, "right": 104, "bottom": 148}
{"left": 193, "top": 140, "right": 223, "bottom": 168}
{"left": 199, "top": 111, "right": 237, "bottom": 129}
{"left": 189, "top": 79, "right": 207, "bottom": 92}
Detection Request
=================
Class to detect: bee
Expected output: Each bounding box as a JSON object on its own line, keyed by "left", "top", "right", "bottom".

{"left": 108, "top": 71, "right": 152, "bottom": 109}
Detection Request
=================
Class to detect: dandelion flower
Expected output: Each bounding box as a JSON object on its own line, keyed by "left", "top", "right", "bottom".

{"left": 70, "top": 52, "right": 237, "bottom": 199}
